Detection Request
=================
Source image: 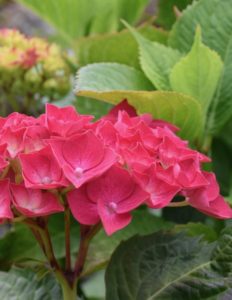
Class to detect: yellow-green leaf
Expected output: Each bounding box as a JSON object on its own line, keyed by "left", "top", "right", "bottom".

{"left": 170, "top": 27, "right": 223, "bottom": 113}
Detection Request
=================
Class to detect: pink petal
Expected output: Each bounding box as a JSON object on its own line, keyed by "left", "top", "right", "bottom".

{"left": 50, "top": 131, "right": 117, "bottom": 188}
{"left": 0, "top": 180, "right": 13, "bottom": 219}
{"left": 186, "top": 172, "right": 232, "bottom": 219}
{"left": 19, "top": 145, "right": 69, "bottom": 189}
{"left": 23, "top": 125, "right": 50, "bottom": 153}
{"left": 133, "top": 167, "right": 180, "bottom": 208}
{"left": 105, "top": 100, "right": 137, "bottom": 123}
{"left": 67, "top": 187, "right": 100, "bottom": 225}
{"left": 87, "top": 166, "right": 148, "bottom": 234}
{"left": 11, "top": 184, "right": 64, "bottom": 217}
{"left": 1, "top": 127, "right": 26, "bottom": 158}
{"left": 45, "top": 104, "right": 93, "bottom": 137}
{"left": 87, "top": 166, "right": 139, "bottom": 205}
{"left": 98, "top": 201, "right": 132, "bottom": 236}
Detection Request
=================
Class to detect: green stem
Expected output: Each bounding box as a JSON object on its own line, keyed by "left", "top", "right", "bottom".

{"left": 168, "top": 200, "right": 189, "bottom": 207}
{"left": 55, "top": 271, "right": 77, "bottom": 300}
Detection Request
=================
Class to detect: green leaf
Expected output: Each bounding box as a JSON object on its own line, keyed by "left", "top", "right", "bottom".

{"left": 105, "top": 229, "right": 232, "bottom": 300}
{"left": 170, "top": 27, "right": 223, "bottom": 113}
{"left": 212, "top": 137, "right": 232, "bottom": 196}
{"left": 0, "top": 214, "right": 80, "bottom": 269}
{"left": 219, "top": 119, "right": 232, "bottom": 150}
{"left": 75, "top": 26, "right": 168, "bottom": 69}
{"left": 18, "top": 0, "right": 150, "bottom": 45}
{"left": 156, "top": 0, "right": 194, "bottom": 30}
{"left": 0, "top": 224, "right": 43, "bottom": 268}
{"left": 84, "top": 210, "right": 172, "bottom": 276}
{"left": 81, "top": 271, "right": 105, "bottom": 300}
{"left": 174, "top": 222, "right": 218, "bottom": 242}
{"left": 75, "top": 97, "right": 112, "bottom": 120}
{"left": 0, "top": 267, "right": 61, "bottom": 300}
{"left": 75, "top": 63, "right": 154, "bottom": 92}
{"left": 168, "top": 0, "right": 227, "bottom": 58}
{"left": 207, "top": 39, "right": 232, "bottom": 133}
{"left": 168, "top": 0, "right": 232, "bottom": 133}
{"left": 169, "top": 0, "right": 232, "bottom": 134}
{"left": 53, "top": 93, "right": 112, "bottom": 120}
{"left": 124, "top": 22, "right": 182, "bottom": 90}
{"left": 76, "top": 65, "right": 203, "bottom": 140}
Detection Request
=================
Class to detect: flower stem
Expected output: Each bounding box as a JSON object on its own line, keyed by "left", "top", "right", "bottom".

{"left": 23, "top": 217, "right": 101, "bottom": 300}
{"left": 58, "top": 278, "right": 77, "bottom": 300}
{"left": 23, "top": 217, "right": 78, "bottom": 299}
{"left": 168, "top": 200, "right": 189, "bottom": 207}
{"left": 64, "top": 202, "right": 71, "bottom": 272}
{"left": 74, "top": 223, "right": 101, "bottom": 278}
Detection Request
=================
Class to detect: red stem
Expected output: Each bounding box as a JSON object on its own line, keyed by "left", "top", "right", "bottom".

{"left": 64, "top": 203, "right": 71, "bottom": 272}
{"left": 74, "top": 223, "right": 101, "bottom": 277}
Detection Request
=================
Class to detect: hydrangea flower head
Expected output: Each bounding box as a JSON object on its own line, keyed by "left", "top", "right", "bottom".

{"left": 0, "top": 102, "right": 230, "bottom": 235}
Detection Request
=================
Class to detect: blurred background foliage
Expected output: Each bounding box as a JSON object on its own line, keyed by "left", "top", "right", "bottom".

{"left": 0, "top": 0, "right": 193, "bottom": 118}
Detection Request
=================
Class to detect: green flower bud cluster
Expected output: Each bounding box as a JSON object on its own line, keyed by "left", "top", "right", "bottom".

{"left": 0, "top": 29, "right": 72, "bottom": 114}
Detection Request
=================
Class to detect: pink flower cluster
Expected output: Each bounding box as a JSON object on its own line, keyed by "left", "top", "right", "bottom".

{"left": 0, "top": 101, "right": 231, "bottom": 235}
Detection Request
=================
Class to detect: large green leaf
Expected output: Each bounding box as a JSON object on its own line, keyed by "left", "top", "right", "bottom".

{"left": 155, "top": 0, "right": 194, "bottom": 30}
{"left": 168, "top": 0, "right": 232, "bottom": 59}
{"left": 0, "top": 224, "right": 43, "bottom": 268}
{"left": 76, "top": 64, "right": 203, "bottom": 140}
{"left": 75, "top": 63, "right": 154, "bottom": 91}
{"left": 0, "top": 267, "right": 61, "bottom": 300}
{"left": 18, "top": 0, "right": 150, "bottom": 45}
{"left": 75, "top": 97, "right": 112, "bottom": 120}
{"left": 53, "top": 93, "right": 112, "bottom": 120}
{"left": 170, "top": 28, "right": 223, "bottom": 113}
{"left": 105, "top": 228, "right": 232, "bottom": 300}
{"left": 124, "top": 22, "right": 182, "bottom": 90}
{"left": 84, "top": 210, "right": 172, "bottom": 276}
{"left": 207, "top": 39, "right": 232, "bottom": 133}
{"left": 169, "top": 0, "right": 232, "bottom": 135}
{"left": 174, "top": 222, "right": 218, "bottom": 242}
{"left": 75, "top": 26, "right": 168, "bottom": 69}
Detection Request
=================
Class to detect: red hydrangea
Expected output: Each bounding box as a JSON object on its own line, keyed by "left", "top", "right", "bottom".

{"left": 0, "top": 101, "right": 231, "bottom": 234}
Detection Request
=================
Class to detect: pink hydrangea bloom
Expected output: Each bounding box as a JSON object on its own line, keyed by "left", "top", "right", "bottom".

{"left": 0, "top": 101, "right": 230, "bottom": 233}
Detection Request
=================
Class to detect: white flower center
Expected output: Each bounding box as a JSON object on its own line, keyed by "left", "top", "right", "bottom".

{"left": 42, "top": 176, "right": 52, "bottom": 184}
{"left": 75, "top": 167, "right": 84, "bottom": 178}
{"left": 107, "top": 202, "right": 117, "bottom": 214}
